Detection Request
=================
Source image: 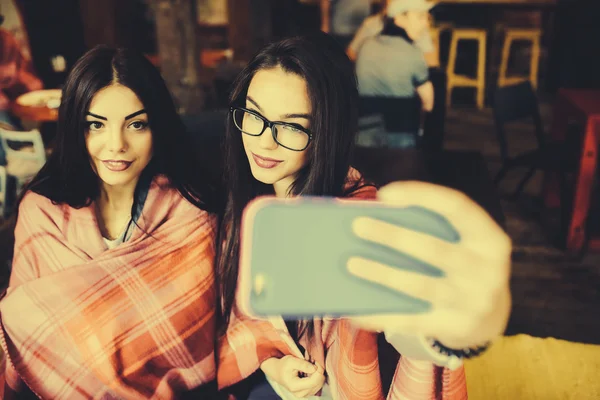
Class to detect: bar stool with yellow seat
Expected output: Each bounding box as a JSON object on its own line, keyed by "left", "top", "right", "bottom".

{"left": 497, "top": 28, "right": 542, "bottom": 89}
{"left": 446, "top": 28, "right": 487, "bottom": 109}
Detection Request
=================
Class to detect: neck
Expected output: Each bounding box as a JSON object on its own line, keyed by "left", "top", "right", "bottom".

{"left": 98, "top": 180, "right": 138, "bottom": 212}
{"left": 385, "top": 19, "right": 415, "bottom": 42}
{"left": 273, "top": 175, "right": 297, "bottom": 198}
{"left": 273, "top": 181, "right": 289, "bottom": 198}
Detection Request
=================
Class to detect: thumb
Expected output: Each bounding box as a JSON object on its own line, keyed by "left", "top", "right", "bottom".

{"left": 286, "top": 357, "right": 317, "bottom": 375}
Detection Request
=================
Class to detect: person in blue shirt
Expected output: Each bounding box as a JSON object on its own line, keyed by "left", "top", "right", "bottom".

{"left": 320, "top": 0, "right": 372, "bottom": 49}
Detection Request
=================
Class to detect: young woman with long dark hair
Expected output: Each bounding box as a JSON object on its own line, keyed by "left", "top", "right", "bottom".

{"left": 0, "top": 46, "right": 221, "bottom": 399}
{"left": 215, "top": 32, "right": 511, "bottom": 400}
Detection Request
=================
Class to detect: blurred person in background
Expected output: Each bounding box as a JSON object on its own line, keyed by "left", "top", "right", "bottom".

{"left": 347, "top": 0, "right": 438, "bottom": 67}
{"left": 0, "top": 13, "right": 43, "bottom": 163}
{"left": 355, "top": 0, "right": 435, "bottom": 149}
{"left": 320, "top": 0, "right": 372, "bottom": 49}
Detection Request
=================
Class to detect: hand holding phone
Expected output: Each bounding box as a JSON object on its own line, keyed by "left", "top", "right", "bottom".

{"left": 346, "top": 181, "right": 512, "bottom": 350}
{"left": 239, "top": 195, "right": 460, "bottom": 320}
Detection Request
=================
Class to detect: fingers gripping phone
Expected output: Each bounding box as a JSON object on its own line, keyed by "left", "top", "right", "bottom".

{"left": 238, "top": 196, "right": 460, "bottom": 319}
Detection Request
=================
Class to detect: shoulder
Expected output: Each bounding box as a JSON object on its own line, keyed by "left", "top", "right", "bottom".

{"left": 356, "top": 15, "right": 384, "bottom": 36}
{"left": 410, "top": 45, "right": 428, "bottom": 68}
{"left": 356, "top": 35, "right": 383, "bottom": 61}
{"left": 392, "top": 36, "right": 420, "bottom": 54}
{"left": 363, "top": 34, "right": 409, "bottom": 53}
{"left": 16, "top": 191, "right": 68, "bottom": 235}
{"left": 364, "top": 15, "right": 384, "bottom": 31}
{"left": 410, "top": 40, "right": 426, "bottom": 56}
{"left": 152, "top": 178, "right": 218, "bottom": 226}
{"left": 388, "top": 39, "right": 426, "bottom": 65}
{"left": 19, "top": 191, "right": 62, "bottom": 216}
{"left": 344, "top": 168, "right": 377, "bottom": 200}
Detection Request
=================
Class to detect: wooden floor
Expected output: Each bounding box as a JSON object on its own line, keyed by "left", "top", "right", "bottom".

{"left": 444, "top": 103, "right": 600, "bottom": 345}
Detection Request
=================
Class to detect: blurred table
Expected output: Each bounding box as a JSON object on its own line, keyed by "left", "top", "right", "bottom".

{"left": 542, "top": 88, "right": 600, "bottom": 255}
{"left": 10, "top": 89, "right": 61, "bottom": 123}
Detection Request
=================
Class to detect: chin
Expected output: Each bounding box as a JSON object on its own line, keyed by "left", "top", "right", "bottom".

{"left": 97, "top": 171, "right": 138, "bottom": 188}
{"left": 250, "top": 168, "right": 280, "bottom": 185}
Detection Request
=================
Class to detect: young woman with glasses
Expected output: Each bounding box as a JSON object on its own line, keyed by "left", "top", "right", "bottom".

{"left": 216, "top": 32, "right": 511, "bottom": 400}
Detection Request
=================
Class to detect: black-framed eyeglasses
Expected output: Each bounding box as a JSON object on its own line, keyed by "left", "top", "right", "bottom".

{"left": 230, "top": 107, "right": 312, "bottom": 151}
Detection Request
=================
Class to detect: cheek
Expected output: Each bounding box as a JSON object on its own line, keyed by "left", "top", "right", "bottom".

{"left": 85, "top": 134, "right": 101, "bottom": 158}
{"left": 290, "top": 150, "right": 308, "bottom": 169}
{"left": 241, "top": 134, "right": 253, "bottom": 152}
{"left": 84, "top": 135, "right": 100, "bottom": 173}
{"left": 142, "top": 136, "right": 153, "bottom": 159}
{"left": 131, "top": 133, "right": 153, "bottom": 159}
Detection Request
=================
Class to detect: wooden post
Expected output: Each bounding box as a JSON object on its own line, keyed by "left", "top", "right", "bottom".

{"left": 79, "top": 0, "right": 119, "bottom": 47}
{"left": 146, "top": 0, "right": 205, "bottom": 114}
{"left": 227, "top": 0, "right": 273, "bottom": 62}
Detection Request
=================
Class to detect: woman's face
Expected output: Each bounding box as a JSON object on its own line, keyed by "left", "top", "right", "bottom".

{"left": 241, "top": 66, "right": 312, "bottom": 197}
{"left": 85, "top": 84, "right": 153, "bottom": 192}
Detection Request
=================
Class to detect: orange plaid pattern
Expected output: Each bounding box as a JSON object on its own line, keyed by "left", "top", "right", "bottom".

{"left": 0, "top": 178, "right": 218, "bottom": 399}
{"left": 217, "top": 174, "right": 468, "bottom": 399}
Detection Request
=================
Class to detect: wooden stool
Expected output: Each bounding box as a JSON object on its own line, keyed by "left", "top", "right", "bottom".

{"left": 497, "top": 28, "right": 542, "bottom": 89}
{"left": 446, "top": 28, "right": 487, "bottom": 109}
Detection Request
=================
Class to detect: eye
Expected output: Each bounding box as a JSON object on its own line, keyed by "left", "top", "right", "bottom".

{"left": 129, "top": 121, "right": 149, "bottom": 130}
{"left": 86, "top": 121, "right": 103, "bottom": 131}
{"left": 281, "top": 124, "right": 303, "bottom": 133}
{"left": 245, "top": 108, "right": 263, "bottom": 121}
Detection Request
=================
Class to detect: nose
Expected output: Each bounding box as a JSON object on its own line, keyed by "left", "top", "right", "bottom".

{"left": 258, "top": 126, "right": 278, "bottom": 150}
{"left": 106, "top": 127, "right": 127, "bottom": 153}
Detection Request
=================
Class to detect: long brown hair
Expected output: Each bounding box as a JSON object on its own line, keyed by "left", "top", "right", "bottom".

{"left": 21, "top": 45, "right": 221, "bottom": 214}
{"left": 216, "top": 32, "right": 364, "bottom": 341}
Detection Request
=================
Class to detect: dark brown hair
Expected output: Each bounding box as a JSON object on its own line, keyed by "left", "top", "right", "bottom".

{"left": 216, "top": 32, "right": 364, "bottom": 341}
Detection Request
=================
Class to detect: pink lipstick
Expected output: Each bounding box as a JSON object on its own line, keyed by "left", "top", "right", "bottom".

{"left": 102, "top": 160, "right": 133, "bottom": 172}
{"left": 252, "top": 153, "right": 282, "bottom": 169}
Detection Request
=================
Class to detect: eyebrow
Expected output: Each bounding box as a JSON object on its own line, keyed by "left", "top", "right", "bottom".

{"left": 86, "top": 112, "right": 107, "bottom": 121}
{"left": 125, "top": 109, "right": 147, "bottom": 120}
{"left": 247, "top": 97, "right": 310, "bottom": 121}
{"left": 85, "top": 109, "right": 147, "bottom": 121}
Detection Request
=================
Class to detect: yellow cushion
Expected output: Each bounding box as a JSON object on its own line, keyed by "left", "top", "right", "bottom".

{"left": 465, "top": 334, "right": 600, "bottom": 399}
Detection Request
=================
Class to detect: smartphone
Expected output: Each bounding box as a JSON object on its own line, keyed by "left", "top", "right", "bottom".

{"left": 238, "top": 196, "right": 460, "bottom": 320}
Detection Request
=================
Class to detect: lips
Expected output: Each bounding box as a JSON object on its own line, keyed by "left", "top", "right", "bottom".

{"left": 102, "top": 160, "right": 133, "bottom": 172}
{"left": 252, "top": 153, "right": 282, "bottom": 169}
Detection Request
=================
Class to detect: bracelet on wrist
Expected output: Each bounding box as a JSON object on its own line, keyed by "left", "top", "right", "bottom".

{"left": 429, "top": 339, "right": 491, "bottom": 359}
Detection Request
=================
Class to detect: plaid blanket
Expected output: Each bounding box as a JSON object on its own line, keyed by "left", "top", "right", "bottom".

{"left": 217, "top": 176, "right": 468, "bottom": 399}
{"left": 0, "top": 178, "right": 218, "bottom": 399}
